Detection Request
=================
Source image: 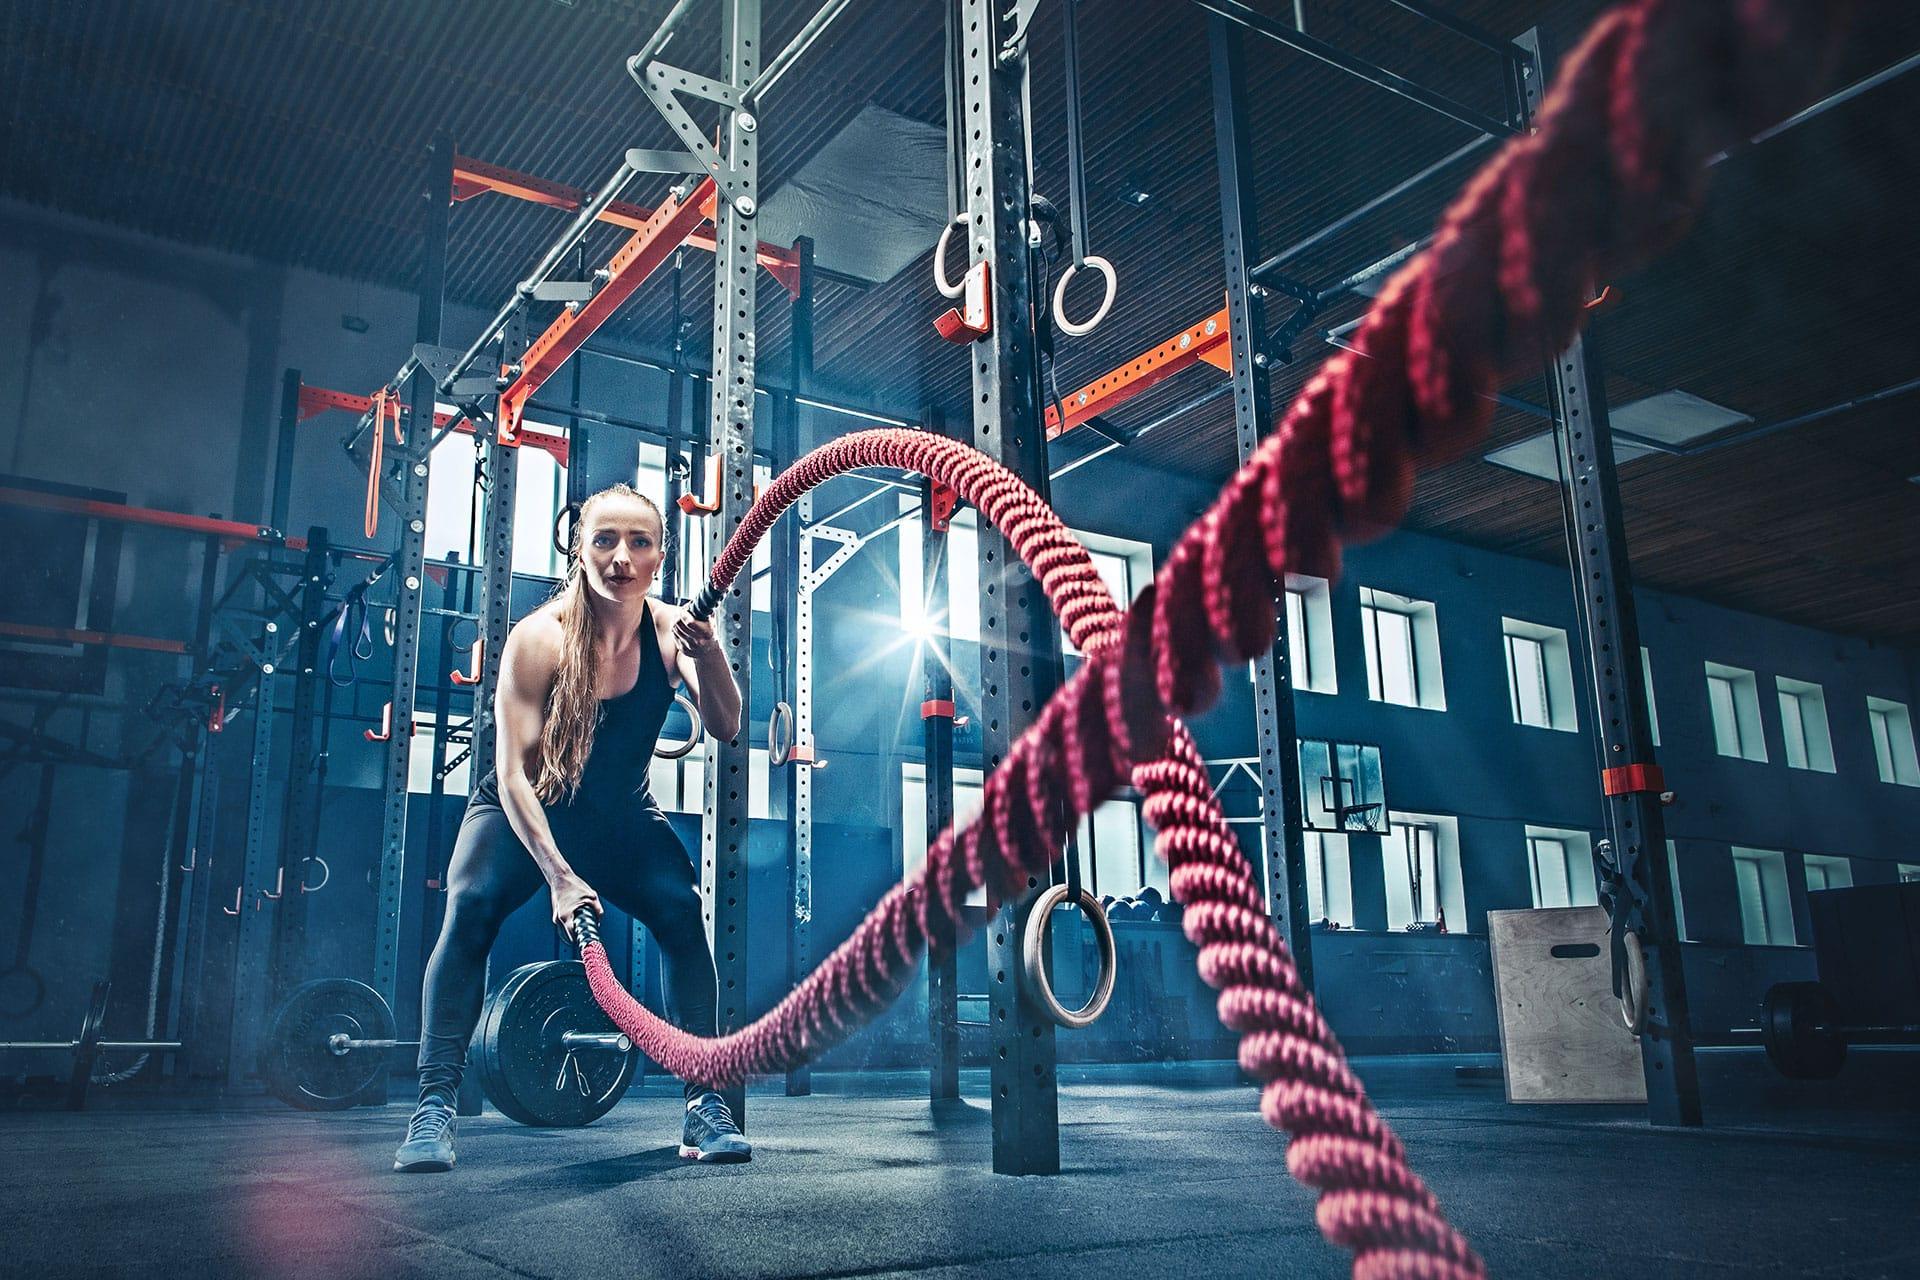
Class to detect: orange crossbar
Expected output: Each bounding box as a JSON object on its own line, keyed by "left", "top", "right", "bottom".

{"left": 0, "top": 621, "right": 190, "bottom": 655}
{"left": 452, "top": 155, "right": 803, "bottom": 296}
{"left": 296, "top": 384, "right": 571, "bottom": 468}
{"left": 0, "top": 486, "right": 302, "bottom": 549}
{"left": 497, "top": 179, "right": 715, "bottom": 445}
{"left": 1043, "top": 307, "right": 1233, "bottom": 440}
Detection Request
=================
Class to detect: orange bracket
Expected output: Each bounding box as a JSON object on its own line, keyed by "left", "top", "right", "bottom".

{"left": 364, "top": 702, "right": 415, "bottom": 743}
{"left": 929, "top": 481, "right": 959, "bottom": 533}
{"left": 1601, "top": 763, "right": 1667, "bottom": 797}
{"left": 676, "top": 453, "right": 761, "bottom": 517}
{"left": 1043, "top": 305, "right": 1232, "bottom": 440}
{"left": 934, "top": 262, "right": 992, "bottom": 343}
{"left": 208, "top": 684, "right": 225, "bottom": 734}
{"left": 498, "top": 179, "right": 714, "bottom": 446}
{"left": 450, "top": 637, "right": 484, "bottom": 686}
{"left": 677, "top": 453, "right": 724, "bottom": 516}
{"left": 921, "top": 699, "right": 956, "bottom": 720}
{"left": 450, "top": 155, "right": 803, "bottom": 297}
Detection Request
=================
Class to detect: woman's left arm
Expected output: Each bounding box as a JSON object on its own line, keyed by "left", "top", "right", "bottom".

{"left": 671, "top": 606, "right": 743, "bottom": 742}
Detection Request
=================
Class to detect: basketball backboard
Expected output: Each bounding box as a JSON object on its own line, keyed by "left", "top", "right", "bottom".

{"left": 1298, "top": 739, "right": 1387, "bottom": 834}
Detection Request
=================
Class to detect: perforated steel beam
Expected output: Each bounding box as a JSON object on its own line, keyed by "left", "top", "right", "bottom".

{"left": 1210, "top": 14, "right": 1314, "bottom": 988}
{"left": 955, "top": 0, "right": 1061, "bottom": 1177}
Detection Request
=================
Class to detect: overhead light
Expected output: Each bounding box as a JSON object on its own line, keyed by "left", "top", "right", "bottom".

{"left": 1483, "top": 430, "right": 1657, "bottom": 482}
{"left": 1608, "top": 389, "right": 1750, "bottom": 446}
{"left": 1120, "top": 186, "right": 1152, "bottom": 207}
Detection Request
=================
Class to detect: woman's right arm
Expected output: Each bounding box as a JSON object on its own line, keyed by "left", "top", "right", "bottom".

{"left": 492, "top": 621, "right": 600, "bottom": 930}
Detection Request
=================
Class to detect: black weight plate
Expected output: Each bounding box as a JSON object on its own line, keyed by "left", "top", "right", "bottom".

{"left": 1762, "top": 980, "right": 1846, "bottom": 1080}
{"left": 476, "top": 961, "right": 635, "bottom": 1127}
{"left": 264, "top": 979, "right": 396, "bottom": 1110}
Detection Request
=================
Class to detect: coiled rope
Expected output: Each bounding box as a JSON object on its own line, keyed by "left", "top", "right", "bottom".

{"left": 579, "top": 2, "right": 1838, "bottom": 1273}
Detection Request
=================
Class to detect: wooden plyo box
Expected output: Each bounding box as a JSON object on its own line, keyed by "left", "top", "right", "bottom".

{"left": 1487, "top": 906, "right": 1646, "bottom": 1104}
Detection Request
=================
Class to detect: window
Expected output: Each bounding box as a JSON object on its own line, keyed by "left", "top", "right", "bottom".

{"left": 902, "top": 763, "right": 986, "bottom": 906}
{"left": 1503, "top": 619, "right": 1577, "bottom": 731}
{"left": 1062, "top": 531, "right": 1153, "bottom": 658}
{"left": 1383, "top": 812, "right": 1464, "bottom": 930}
{"left": 1642, "top": 647, "right": 1661, "bottom": 747}
{"left": 1802, "top": 854, "right": 1853, "bottom": 893}
{"left": 1666, "top": 840, "right": 1688, "bottom": 941}
{"left": 1283, "top": 574, "right": 1337, "bottom": 694}
{"left": 1304, "top": 831, "right": 1354, "bottom": 926}
{"left": 650, "top": 746, "right": 771, "bottom": 819}
{"left": 1074, "top": 795, "right": 1153, "bottom": 896}
{"left": 898, "top": 506, "right": 980, "bottom": 642}
{"left": 1524, "top": 826, "right": 1596, "bottom": 908}
{"left": 1360, "top": 588, "right": 1445, "bottom": 710}
{"left": 1776, "top": 678, "right": 1835, "bottom": 772}
{"left": 1899, "top": 863, "right": 1920, "bottom": 884}
{"left": 405, "top": 712, "right": 472, "bottom": 796}
{"left": 1705, "top": 662, "right": 1766, "bottom": 762}
{"left": 1868, "top": 697, "right": 1920, "bottom": 786}
{"left": 1731, "top": 847, "right": 1794, "bottom": 946}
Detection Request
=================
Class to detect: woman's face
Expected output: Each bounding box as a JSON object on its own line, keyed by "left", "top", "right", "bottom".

{"left": 580, "top": 495, "right": 665, "bottom": 604}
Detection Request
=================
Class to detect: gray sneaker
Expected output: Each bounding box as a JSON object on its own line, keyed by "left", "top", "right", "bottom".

{"left": 394, "top": 1095, "right": 457, "bottom": 1172}
{"left": 679, "top": 1092, "right": 752, "bottom": 1163}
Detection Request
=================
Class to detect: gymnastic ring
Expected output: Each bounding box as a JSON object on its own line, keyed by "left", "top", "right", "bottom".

{"left": 1018, "top": 884, "right": 1117, "bottom": 1030}
{"left": 769, "top": 700, "right": 794, "bottom": 767}
{"left": 1051, "top": 255, "right": 1116, "bottom": 337}
{"left": 1619, "top": 930, "right": 1649, "bottom": 1035}
{"left": 932, "top": 213, "right": 968, "bottom": 300}
{"left": 552, "top": 502, "right": 580, "bottom": 561}
{"left": 655, "top": 691, "right": 703, "bottom": 759}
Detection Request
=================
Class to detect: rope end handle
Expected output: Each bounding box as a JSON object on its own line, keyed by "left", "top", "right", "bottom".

{"left": 573, "top": 905, "right": 602, "bottom": 953}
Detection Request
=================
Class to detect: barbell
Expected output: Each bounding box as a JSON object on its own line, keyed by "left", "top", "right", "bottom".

{"left": 0, "top": 981, "right": 181, "bottom": 1109}
{"left": 262, "top": 967, "right": 637, "bottom": 1125}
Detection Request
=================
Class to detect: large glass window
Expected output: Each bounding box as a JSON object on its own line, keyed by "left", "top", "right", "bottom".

{"left": 1360, "top": 588, "right": 1445, "bottom": 710}
{"left": 1383, "top": 812, "right": 1464, "bottom": 930}
{"left": 1731, "top": 847, "right": 1794, "bottom": 945}
{"left": 1868, "top": 697, "right": 1920, "bottom": 786}
{"left": 1705, "top": 662, "right": 1767, "bottom": 762}
{"left": 1524, "top": 826, "right": 1597, "bottom": 908}
{"left": 1776, "top": 678, "right": 1836, "bottom": 772}
{"left": 1282, "top": 574, "right": 1337, "bottom": 694}
{"left": 1802, "top": 853, "right": 1853, "bottom": 893}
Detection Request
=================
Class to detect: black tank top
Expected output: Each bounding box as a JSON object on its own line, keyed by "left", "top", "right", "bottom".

{"left": 472, "top": 599, "right": 675, "bottom": 812}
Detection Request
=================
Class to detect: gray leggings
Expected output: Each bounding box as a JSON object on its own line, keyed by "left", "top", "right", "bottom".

{"left": 416, "top": 800, "right": 718, "bottom": 1104}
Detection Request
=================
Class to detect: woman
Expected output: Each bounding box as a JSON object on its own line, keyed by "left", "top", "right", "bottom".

{"left": 396, "top": 482, "right": 750, "bottom": 1171}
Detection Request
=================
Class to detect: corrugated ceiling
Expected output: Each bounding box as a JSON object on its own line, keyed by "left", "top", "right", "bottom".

{"left": 2, "top": 0, "right": 1917, "bottom": 640}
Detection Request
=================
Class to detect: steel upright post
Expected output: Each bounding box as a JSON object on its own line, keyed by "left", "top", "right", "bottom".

{"left": 267, "top": 527, "right": 333, "bottom": 1006}
{"left": 224, "top": 614, "right": 282, "bottom": 1085}
{"left": 471, "top": 312, "right": 526, "bottom": 813}
{"left": 695, "top": 0, "right": 762, "bottom": 1132}
{"left": 922, "top": 412, "right": 960, "bottom": 1102}
{"left": 782, "top": 237, "right": 814, "bottom": 1099}
{"left": 371, "top": 137, "right": 452, "bottom": 1015}
{"left": 954, "top": 0, "right": 1061, "bottom": 1175}
{"left": 1208, "top": 15, "right": 1315, "bottom": 988}
{"left": 1515, "top": 29, "right": 1700, "bottom": 1127}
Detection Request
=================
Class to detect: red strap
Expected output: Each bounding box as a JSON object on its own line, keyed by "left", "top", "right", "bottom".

{"left": 1601, "top": 763, "right": 1665, "bottom": 796}
{"left": 921, "top": 699, "right": 956, "bottom": 720}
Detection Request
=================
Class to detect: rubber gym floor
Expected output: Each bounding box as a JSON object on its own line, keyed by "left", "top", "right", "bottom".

{"left": 4, "top": 1053, "right": 1915, "bottom": 1279}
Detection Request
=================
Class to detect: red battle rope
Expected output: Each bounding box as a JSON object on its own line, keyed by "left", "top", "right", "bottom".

{"left": 577, "top": 2, "right": 1839, "bottom": 1273}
